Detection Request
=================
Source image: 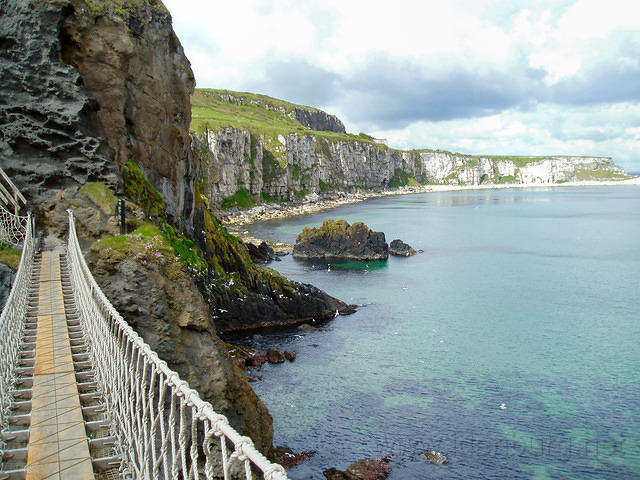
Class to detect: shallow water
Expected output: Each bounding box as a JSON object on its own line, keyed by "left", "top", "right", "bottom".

{"left": 246, "top": 186, "right": 640, "bottom": 479}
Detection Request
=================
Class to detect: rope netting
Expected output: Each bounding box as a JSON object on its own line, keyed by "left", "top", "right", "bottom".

{"left": 65, "top": 210, "right": 288, "bottom": 480}
{"left": 0, "top": 213, "right": 34, "bottom": 437}
{"left": 0, "top": 204, "right": 28, "bottom": 247}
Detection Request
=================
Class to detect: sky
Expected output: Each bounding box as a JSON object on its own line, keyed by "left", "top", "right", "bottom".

{"left": 163, "top": 0, "right": 640, "bottom": 172}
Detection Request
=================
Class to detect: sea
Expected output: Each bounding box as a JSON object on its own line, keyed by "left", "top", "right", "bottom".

{"left": 244, "top": 186, "right": 640, "bottom": 479}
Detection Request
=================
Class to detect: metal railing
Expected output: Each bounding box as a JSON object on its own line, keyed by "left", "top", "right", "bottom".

{"left": 0, "top": 213, "right": 34, "bottom": 437}
{"left": 65, "top": 210, "right": 288, "bottom": 479}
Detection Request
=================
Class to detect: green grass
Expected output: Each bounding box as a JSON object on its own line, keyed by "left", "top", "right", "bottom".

{"left": 70, "top": 0, "right": 169, "bottom": 15}
{"left": 191, "top": 89, "right": 385, "bottom": 146}
{"left": 319, "top": 179, "right": 333, "bottom": 193}
{"left": 220, "top": 188, "right": 256, "bottom": 209}
{"left": 80, "top": 182, "right": 118, "bottom": 214}
{"left": 574, "top": 169, "right": 628, "bottom": 181}
{"left": 261, "top": 192, "right": 288, "bottom": 203}
{"left": 294, "top": 188, "right": 309, "bottom": 200}
{"left": 93, "top": 221, "right": 207, "bottom": 275}
{"left": 495, "top": 175, "right": 516, "bottom": 184}
{"left": 158, "top": 219, "right": 208, "bottom": 273}
{"left": 0, "top": 241, "right": 21, "bottom": 270}
{"left": 388, "top": 168, "right": 411, "bottom": 187}
{"left": 123, "top": 159, "right": 164, "bottom": 217}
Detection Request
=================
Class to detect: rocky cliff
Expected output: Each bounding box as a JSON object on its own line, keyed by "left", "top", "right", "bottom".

{"left": 191, "top": 90, "right": 630, "bottom": 207}
{"left": 1, "top": 0, "right": 195, "bottom": 228}
{"left": 198, "top": 127, "right": 629, "bottom": 206}
{"left": 294, "top": 107, "right": 345, "bottom": 133}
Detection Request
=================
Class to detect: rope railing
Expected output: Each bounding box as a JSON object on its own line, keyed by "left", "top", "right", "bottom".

{"left": 0, "top": 213, "right": 34, "bottom": 438}
{"left": 65, "top": 210, "right": 288, "bottom": 480}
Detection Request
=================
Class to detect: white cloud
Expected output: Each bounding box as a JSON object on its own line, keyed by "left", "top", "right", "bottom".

{"left": 164, "top": 0, "right": 640, "bottom": 172}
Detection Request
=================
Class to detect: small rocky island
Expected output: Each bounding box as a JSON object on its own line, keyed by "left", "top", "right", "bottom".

{"left": 389, "top": 239, "right": 417, "bottom": 257}
{"left": 293, "top": 219, "right": 389, "bottom": 261}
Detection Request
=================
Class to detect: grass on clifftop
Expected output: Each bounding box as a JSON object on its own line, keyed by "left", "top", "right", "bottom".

{"left": 93, "top": 222, "right": 207, "bottom": 276}
{"left": 191, "top": 89, "right": 384, "bottom": 145}
{"left": 75, "top": 0, "right": 169, "bottom": 15}
{"left": 574, "top": 168, "right": 629, "bottom": 181}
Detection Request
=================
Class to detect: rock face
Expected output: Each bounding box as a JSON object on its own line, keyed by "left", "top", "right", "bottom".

{"left": 1, "top": 0, "right": 195, "bottom": 230}
{"left": 389, "top": 239, "right": 416, "bottom": 257}
{"left": 192, "top": 206, "right": 355, "bottom": 335}
{"left": 293, "top": 219, "right": 388, "bottom": 261}
{"left": 294, "top": 107, "right": 346, "bottom": 133}
{"left": 197, "top": 127, "right": 629, "bottom": 207}
{"left": 88, "top": 240, "right": 275, "bottom": 457}
{"left": 0, "top": 0, "right": 119, "bottom": 218}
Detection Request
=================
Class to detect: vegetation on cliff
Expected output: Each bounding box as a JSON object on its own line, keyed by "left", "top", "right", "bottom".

{"left": 191, "top": 88, "right": 383, "bottom": 145}
{"left": 0, "top": 242, "right": 21, "bottom": 270}
{"left": 190, "top": 88, "right": 632, "bottom": 208}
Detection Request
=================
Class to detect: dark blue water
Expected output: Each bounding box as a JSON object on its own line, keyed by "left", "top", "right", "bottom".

{"left": 246, "top": 187, "right": 640, "bottom": 479}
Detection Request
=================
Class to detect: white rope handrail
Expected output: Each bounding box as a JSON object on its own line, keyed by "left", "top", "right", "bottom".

{"left": 0, "top": 213, "right": 34, "bottom": 438}
{"left": 65, "top": 210, "right": 288, "bottom": 480}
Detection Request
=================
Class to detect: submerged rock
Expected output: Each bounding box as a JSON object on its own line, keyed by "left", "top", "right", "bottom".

{"left": 420, "top": 450, "right": 447, "bottom": 465}
{"left": 324, "top": 457, "right": 392, "bottom": 480}
{"left": 293, "top": 219, "right": 388, "bottom": 261}
{"left": 389, "top": 239, "right": 417, "bottom": 257}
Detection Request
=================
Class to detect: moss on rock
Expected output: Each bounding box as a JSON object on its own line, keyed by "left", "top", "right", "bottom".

{"left": 123, "top": 159, "right": 165, "bottom": 217}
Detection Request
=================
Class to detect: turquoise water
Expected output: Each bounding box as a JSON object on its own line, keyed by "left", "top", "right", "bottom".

{"left": 246, "top": 187, "right": 640, "bottom": 479}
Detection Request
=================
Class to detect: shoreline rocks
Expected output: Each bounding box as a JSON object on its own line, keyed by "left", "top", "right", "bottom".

{"left": 219, "top": 179, "right": 640, "bottom": 229}
{"left": 293, "top": 219, "right": 388, "bottom": 261}
{"left": 226, "top": 343, "right": 297, "bottom": 374}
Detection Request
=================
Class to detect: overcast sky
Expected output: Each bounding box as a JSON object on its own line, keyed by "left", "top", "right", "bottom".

{"left": 163, "top": 0, "right": 640, "bottom": 171}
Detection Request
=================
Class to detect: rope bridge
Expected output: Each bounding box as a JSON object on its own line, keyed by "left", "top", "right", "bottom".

{"left": 0, "top": 200, "right": 287, "bottom": 478}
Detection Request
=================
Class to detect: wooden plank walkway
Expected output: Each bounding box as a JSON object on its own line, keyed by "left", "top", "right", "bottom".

{"left": 25, "top": 252, "right": 94, "bottom": 480}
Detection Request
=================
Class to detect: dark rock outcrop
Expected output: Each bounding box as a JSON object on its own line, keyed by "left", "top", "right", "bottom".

{"left": 324, "top": 457, "right": 392, "bottom": 479}
{"left": 293, "top": 219, "right": 388, "bottom": 261}
{"left": 294, "top": 107, "right": 346, "bottom": 133}
{"left": 272, "top": 447, "right": 315, "bottom": 469}
{"left": 389, "top": 239, "right": 417, "bottom": 257}
{"left": 247, "top": 241, "right": 280, "bottom": 264}
{"left": 193, "top": 207, "right": 355, "bottom": 335}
